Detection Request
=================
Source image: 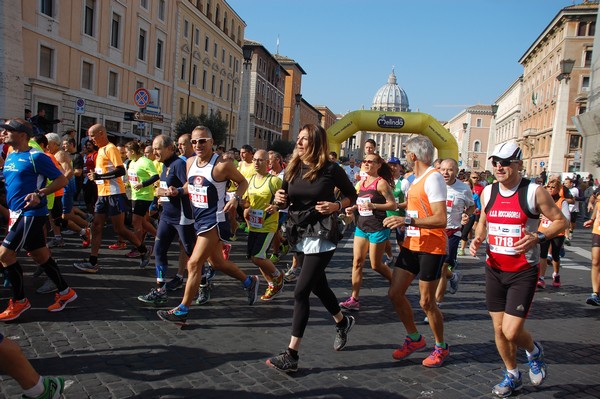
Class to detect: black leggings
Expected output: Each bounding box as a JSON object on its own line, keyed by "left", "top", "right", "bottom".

{"left": 461, "top": 214, "right": 477, "bottom": 241}
{"left": 291, "top": 250, "right": 340, "bottom": 338}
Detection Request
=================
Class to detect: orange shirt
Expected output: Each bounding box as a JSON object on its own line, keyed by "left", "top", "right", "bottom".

{"left": 95, "top": 143, "right": 125, "bottom": 196}
{"left": 538, "top": 197, "right": 565, "bottom": 236}
{"left": 45, "top": 151, "right": 64, "bottom": 197}
{"left": 593, "top": 207, "right": 600, "bottom": 235}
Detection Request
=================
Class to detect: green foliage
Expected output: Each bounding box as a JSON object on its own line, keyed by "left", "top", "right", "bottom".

{"left": 268, "top": 140, "right": 296, "bottom": 157}
{"left": 174, "top": 113, "right": 229, "bottom": 145}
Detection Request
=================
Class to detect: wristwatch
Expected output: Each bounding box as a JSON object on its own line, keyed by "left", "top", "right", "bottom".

{"left": 536, "top": 232, "right": 547, "bottom": 244}
{"left": 404, "top": 216, "right": 414, "bottom": 226}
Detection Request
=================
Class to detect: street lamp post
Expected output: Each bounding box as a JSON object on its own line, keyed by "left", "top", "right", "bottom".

{"left": 237, "top": 46, "right": 253, "bottom": 148}
{"left": 462, "top": 122, "right": 469, "bottom": 169}
{"left": 486, "top": 104, "right": 499, "bottom": 170}
{"left": 292, "top": 93, "right": 302, "bottom": 141}
{"left": 548, "top": 59, "right": 575, "bottom": 174}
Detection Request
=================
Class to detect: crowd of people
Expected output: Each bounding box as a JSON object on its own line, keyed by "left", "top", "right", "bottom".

{"left": 0, "top": 115, "right": 598, "bottom": 398}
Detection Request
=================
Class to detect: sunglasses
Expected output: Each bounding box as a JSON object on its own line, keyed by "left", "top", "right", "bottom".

{"left": 191, "top": 138, "right": 210, "bottom": 145}
{"left": 362, "top": 159, "right": 376, "bottom": 164}
{"left": 546, "top": 185, "right": 557, "bottom": 189}
{"left": 491, "top": 159, "right": 518, "bottom": 168}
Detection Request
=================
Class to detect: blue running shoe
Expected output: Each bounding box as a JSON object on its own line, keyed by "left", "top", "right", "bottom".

{"left": 492, "top": 372, "right": 522, "bottom": 397}
{"left": 587, "top": 293, "right": 600, "bottom": 306}
{"left": 527, "top": 341, "right": 547, "bottom": 386}
{"left": 157, "top": 305, "right": 188, "bottom": 324}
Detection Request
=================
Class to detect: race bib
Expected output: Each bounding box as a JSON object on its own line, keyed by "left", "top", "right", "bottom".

{"left": 356, "top": 197, "right": 373, "bottom": 216}
{"left": 406, "top": 210, "right": 420, "bottom": 237}
{"left": 8, "top": 210, "right": 20, "bottom": 231}
{"left": 446, "top": 193, "right": 455, "bottom": 213}
{"left": 249, "top": 208, "right": 264, "bottom": 229}
{"left": 189, "top": 185, "right": 208, "bottom": 208}
{"left": 359, "top": 171, "right": 368, "bottom": 178}
{"left": 540, "top": 217, "right": 551, "bottom": 228}
{"left": 488, "top": 222, "right": 522, "bottom": 255}
{"left": 158, "top": 181, "right": 169, "bottom": 203}
{"left": 95, "top": 168, "right": 103, "bottom": 185}
{"left": 226, "top": 192, "right": 236, "bottom": 202}
{"left": 128, "top": 170, "right": 139, "bottom": 184}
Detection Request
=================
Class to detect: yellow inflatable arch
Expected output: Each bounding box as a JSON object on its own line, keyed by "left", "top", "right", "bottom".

{"left": 326, "top": 110, "right": 459, "bottom": 160}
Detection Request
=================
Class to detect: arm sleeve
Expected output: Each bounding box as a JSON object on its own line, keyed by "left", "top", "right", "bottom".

{"left": 96, "top": 165, "right": 126, "bottom": 179}
{"left": 333, "top": 163, "right": 358, "bottom": 203}
{"left": 141, "top": 174, "right": 160, "bottom": 187}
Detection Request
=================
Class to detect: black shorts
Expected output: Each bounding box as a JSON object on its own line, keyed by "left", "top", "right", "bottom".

{"left": 83, "top": 181, "right": 98, "bottom": 205}
{"left": 593, "top": 234, "right": 600, "bottom": 247}
{"left": 50, "top": 195, "right": 63, "bottom": 219}
{"left": 395, "top": 246, "right": 444, "bottom": 281}
{"left": 570, "top": 211, "right": 578, "bottom": 223}
{"left": 485, "top": 265, "right": 538, "bottom": 318}
{"left": 247, "top": 231, "right": 275, "bottom": 259}
{"left": 443, "top": 234, "right": 461, "bottom": 269}
{"left": 132, "top": 200, "right": 153, "bottom": 216}
{"left": 540, "top": 236, "right": 566, "bottom": 260}
{"left": 2, "top": 215, "right": 48, "bottom": 252}
{"left": 95, "top": 194, "right": 129, "bottom": 216}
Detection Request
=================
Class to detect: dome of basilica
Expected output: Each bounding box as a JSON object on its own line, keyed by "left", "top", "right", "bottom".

{"left": 371, "top": 69, "right": 410, "bottom": 112}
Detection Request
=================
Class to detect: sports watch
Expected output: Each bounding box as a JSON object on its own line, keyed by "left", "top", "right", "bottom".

{"left": 404, "top": 216, "right": 414, "bottom": 226}
{"left": 536, "top": 232, "right": 547, "bottom": 244}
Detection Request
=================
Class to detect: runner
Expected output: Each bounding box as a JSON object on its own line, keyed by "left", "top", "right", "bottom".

{"left": 266, "top": 124, "right": 358, "bottom": 372}
{"left": 0, "top": 118, "right": 77, "bottom": 321}
{"left": 470, "top": 142, "right": 568, "bottom": 397}
{"left": 582, "top": 192, "right": 600, "bottom": 306}
{"left": 157, "top": 126, "right": 259, "bottom": 324}
{"left": 340, "top": 153, "right": 396, "bottom": 311}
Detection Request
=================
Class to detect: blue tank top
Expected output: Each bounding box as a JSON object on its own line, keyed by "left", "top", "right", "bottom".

{"left": 187, "top": 153, "right": 227, "bottom": 232}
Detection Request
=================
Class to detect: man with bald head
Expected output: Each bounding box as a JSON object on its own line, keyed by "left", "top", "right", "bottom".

{"left": 74, "top": 124, "right": 150, "bottom": 273}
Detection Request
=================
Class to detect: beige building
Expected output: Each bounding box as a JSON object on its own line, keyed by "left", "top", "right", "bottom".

{"left": 518, "top": 1, "right": 597, "bottom": 175}
{"left": 0, "top": 0, "right": 245, "bottom": 144}
{"left": 274, "top": 54, "right": 306, "bottom": 142}
{"left": 446, "top": 105, "right": 495, "bottom": 172}
{"left": 315, "top": 105, "right": 338, "bottom": 131}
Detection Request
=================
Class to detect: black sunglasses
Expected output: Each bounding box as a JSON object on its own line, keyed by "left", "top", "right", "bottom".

{"left": 491, "top": 159, "right": 518, "bottom": 168}
{"left": 191, "top": 138, "right": 210, "bottom": 145}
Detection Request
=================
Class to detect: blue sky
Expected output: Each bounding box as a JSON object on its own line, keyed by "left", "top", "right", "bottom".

{"left": 228, "top": 0, "right": 575, "bottom": 121}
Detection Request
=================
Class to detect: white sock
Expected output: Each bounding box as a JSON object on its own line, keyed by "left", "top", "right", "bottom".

{"left": 507, "top": 368, "right": 520, "bottom": 378}
{"left": 80, "top": 228, "right": 86, "bottom": 236}
{"left": 23, "top": 376, "right": 44, "bottom": 397}
{"left": 526, "top": 343, "right": 540, "bottom": 358}
{"left": 552, "top": 272, "right": 558, "bottom": 278}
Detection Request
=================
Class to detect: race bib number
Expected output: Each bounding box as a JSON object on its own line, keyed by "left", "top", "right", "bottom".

{"left": 540, "top": 217, "right": 551, "bottom": 229}
{"left": 488, "top": 222, "right": 522, "bottom": 255}
{"left": 249, "top": 208, "right": 264, "bottom": 229}
{"left": 8, "top": 210, "right": 20, "bottom": 231}
{"left": 158, "top": 181, "right": 169, "bottom": 203}
{"left": 189, "top": 185, "right": 208, "bottom": 208}
{"left": 446, "top": 193, "right": 455, "bottom": 213}
{"left": 356, "top": 197, "right": 373, "bottom": 216}
{"left": 226, "top": 192, "right": 236, "bottom": 202}
{"left": 128, "top": 170, "right": 139, "bottom": 184}
{"left": 406, "top": 210, "right": 420, "bottom": 237}
{"left": 95, "top": 168, "right": 103, "bottom": 185}
{"left": 359, "top": 171, "right": 368, "bottom": 178}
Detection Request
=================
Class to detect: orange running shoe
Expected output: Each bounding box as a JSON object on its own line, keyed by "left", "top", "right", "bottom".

{"left": 108, "top": 241, "right": 127, "bottom": 250}
{"left": 0, "top": 298, "right": 31, "bottom": 321}
{"left": 222, "top": 243, "right": 232, "bottom": 260}
{"left": 392, "top": 335, "right": 427, "bottom": 360}
{"left": 422, "top": 344, "right": 450, "bottom": 368}
{"left": 48, "top": 288, "right": 78, "bottom": 312}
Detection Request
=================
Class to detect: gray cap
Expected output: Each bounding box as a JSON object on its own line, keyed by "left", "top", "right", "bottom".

{"left": 0, "top": 119, "right": 34, "bottom": 136}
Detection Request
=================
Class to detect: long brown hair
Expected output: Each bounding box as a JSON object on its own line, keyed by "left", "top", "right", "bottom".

{"left": 285, "top": 124, "right": 329, "bottom": 182}
{"left": 364, "top": 154, "right": 394, "bottom": 186}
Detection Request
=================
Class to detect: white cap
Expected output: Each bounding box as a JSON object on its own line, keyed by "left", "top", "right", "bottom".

{"left": 488, "top": 141, "right": 522, "bottom": 160}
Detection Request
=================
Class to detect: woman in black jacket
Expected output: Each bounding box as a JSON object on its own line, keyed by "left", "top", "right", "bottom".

{"left": 266, "top": 124, "right": 358, "bottom": 373}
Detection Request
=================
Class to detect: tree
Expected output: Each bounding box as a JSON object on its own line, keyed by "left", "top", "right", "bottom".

{"left": 174, "top": 113, "right": 229, "bottom": 145}
{"left": 268, "top": 140, "right": 296, "bottom": 157}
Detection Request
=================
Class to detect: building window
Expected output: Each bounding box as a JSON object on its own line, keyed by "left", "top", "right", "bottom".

{"left": 590, "top": 21, "right": 596, "bottom": 36}
{"left": 192, "top": 64, "right": 197, "bottom": 85}
{"left": 202, "top": 70, "right": 207, "bottom": 90}
{"left": 136, "top": 81, "right": 144, "bottom": 89}
{"left": 204, "top": 36, "right": 209, "bottom": 52}
{"left": 41, "top": 0, "right": 54, "bottom": 17}
{"left": 582, "top": 76, "right": 590, "bottom": 92}
{"left": 158, "top": 0, "right": 165, "bottom": 21}
{"left": 39, "top": 45, "right": 54, "bottom": 78}
{"left": 473, "top": 140, "right": 481, "bottom": 152}
{"left": 84, "top": 0, "right": 95, "bottom": 36}
{"left": 211, "top": 75, "right": 215, "bottom": 94}
{"left": 195, "top": 28, "right": 200, "bottom": 46}
{"left": 184, "top": 19, "right": 189, "bottom": 38}
{"left": 585, "top": 50, "right": 593, "bottom": 67}
{"left": 578, "top": 106, "right": 587, "bottom": 114}
{"left": 213, "top": 43, "right": 218, "bottom": 58}
{"left": 111, "top": 14, "right": 120, "bottom": 48}
{"left": 82, "top": 61, "right": 93, "bottom": 90}
{"left": 156, "top": 39, "right": 163, "bottom": 69}
{"left": 219, "top": 79, "right": 223, "bottom": 97}
{"left": 138, "top": 29, "right": 147, "bottom": 61}
{"left": 569, "top": 134, "right": 582, "bottom": 151}
{"left": 476, "top": 118, "right": 482, "bottom": 127}
{"left": 181, "top": 58, "right": 186, "bottom": 80}
{"left": 222, "top": 48, "right": 225, "bottom": 63}
{"left": 141, "top": 0, "right": 148, "bottom": 9}
{"left": 108, "top": 71, "right": 118, "bottom": 97}
{"left": 578, "top": 22, "right": 588, "bottom": 36}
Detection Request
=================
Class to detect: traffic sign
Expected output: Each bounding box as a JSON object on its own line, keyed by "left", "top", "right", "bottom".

{"left": 539, "top": 161, "right": 545, "bottom": 167}
{"left": 76, "top": 98, "right": 85, "bottom": 114}
{"left": 134, "top": 88, "right": 150, "bottom": 108}
{"left": 134, "top": 112, "right": 164, "bottom": 123}
{"left": 144, "top": 105, "right": 161, "bottom": 115}
{"left": 137, "top": 122, "right": 145, "bottom": 129}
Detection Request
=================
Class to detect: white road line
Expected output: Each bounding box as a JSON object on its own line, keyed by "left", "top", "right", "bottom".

{"left": 564, "top": 245, "right": 592, "bottom": 260}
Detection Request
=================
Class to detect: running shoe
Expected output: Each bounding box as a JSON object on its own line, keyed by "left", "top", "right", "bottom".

{"left": 47, "top": 237, "right": 65, "bottom": 248}
{"left": 392, "top": 335, "right": 427, "bottom": 360}
{"left": 48, "top": 288, "right": 77, "bottom": 312}
{"left": 205, "top": 264, "right": 216, "bottom": 282}
{"left": 283, "top": 264, "right": 299, "bottom": 283}
{"left": 0, "top": 298, "right": 31, "bottom": 321}
{"left": 108, "top": 241, "right": 127, "bottom": 250}
{"left": 22, "top": 376, "right": 65, "bottom": 399}
{"left": 126, "top": 250, "right": 141, "bottom": 258}
{"left": 81, "top": 227, "right": 91, "bottom": 248}
{"left": 382, "top": 254, "right": 393, "bottom": 267}
{"left": 261, "top": 274, "right": 284, "bottom": 301}
{"left": 238, "top": 221, "right": 247, "bottom": 231}
{"left": 166, "top": 275, "right": 184, "bottom": 291}
{"left": 266, "top": 350, "right": 298, "bottom": 373}
{"left": 139, "top": 248, "right": 151, "bottom": 268}
{"left": 527, "top": 341, "right": 547, "bottom": 386}
{"left": 269, "top": 253, "right": 280, "bottom": 264}
{"left": 564, "top": 238, "right": 571, "bottom": 246}
{"left": 448, "top": 271, "right": 463, "bottom": 294}
{"left": 138, "top": 287, "right": 168, "bottom": 305}
{"left": 196, "top": 283, "right": 212, "bottom": 305}
{"left": 552, "top": 274, "right": 561, "bottom": 288}
{"left": 339, "top": 296, "right": 360, "bottom": 311}
{"left": 245, "top": 275, "right": 260, "bottom": 305}
{"left": 586, "top": 293, "right": 600, "bottom": 306}
{"left": 157, "top": 305, "right": 188, "bottom": 324}
{"left": 36, "top": 279, "right": 58, "bottom": 294}
{"left": 492, "top": 372, "right": 522, "bottom": 398}
{"left": 222, "top": 243, "right": 231, "bottom": 260}
{"left": 457, "top": 248, "right": 465, "bottom": 256}
{"left": 73, "top": 260, "right": 99, "bottom": 273}
{"left": 229, "top": 234, "right": 238, "bottom": 241}
{"left": 333, "top": 315, "right": 355, "bottom": 351}
{"left": 536, "top": 277, "right": 546, "bottom": 289}
{"left": 279, "top": 243, "right": 290, "bottom": 257}
{"left": 422, "top": 344, "right": 450, "bottom": 368}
